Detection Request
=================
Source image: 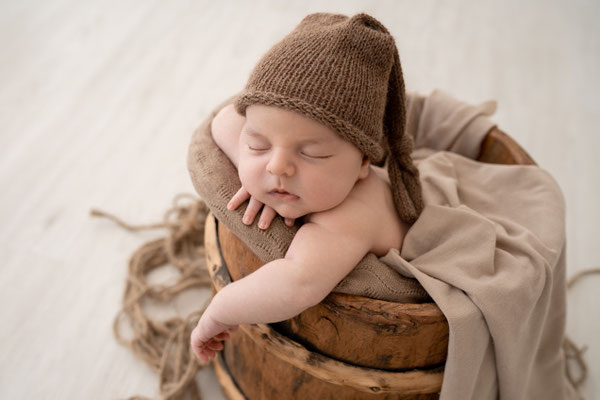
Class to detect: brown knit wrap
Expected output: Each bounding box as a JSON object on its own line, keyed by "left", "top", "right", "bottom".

{"left": 235, "top": 12, "right": 423, "bottom": 223}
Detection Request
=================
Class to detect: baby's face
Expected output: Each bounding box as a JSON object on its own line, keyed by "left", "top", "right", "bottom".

{"left": 238, "top": 105, "right": 369, "bottom": 219}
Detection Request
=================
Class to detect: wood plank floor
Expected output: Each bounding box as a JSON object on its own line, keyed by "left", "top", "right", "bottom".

{"left": 1, "top": 1, "right": 598, "bottom": 398}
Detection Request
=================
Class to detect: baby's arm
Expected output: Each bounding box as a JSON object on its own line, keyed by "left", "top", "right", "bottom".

{"left": 210, "top": 104, "right": 243, "bottom": 168}
{"left": 191, "top": 204, "right": 373, "bottom": 362}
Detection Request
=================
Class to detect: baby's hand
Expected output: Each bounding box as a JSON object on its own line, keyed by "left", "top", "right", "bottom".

{"left": 190, "top": 314, "right": 237, "bottom": 363}
{"left": 228, "top": 187, "right": 295, "bottom": 229}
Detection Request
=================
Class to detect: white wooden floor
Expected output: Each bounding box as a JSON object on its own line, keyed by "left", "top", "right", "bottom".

{"left": 1, "top": 1, "right": 598, "bottom": 399}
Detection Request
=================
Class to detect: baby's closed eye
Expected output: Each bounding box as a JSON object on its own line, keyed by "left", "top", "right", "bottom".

{"left": 300, "top": 151, "right": 332, "bottom": 159}
{"left": 300, "top": 144, "right": 333, "bottom": 159}
{"left": 247, "top": 144, "right": 270, "bottom": 152}
{"left": 244, "top": 137, "right": 271, "bottom": 152}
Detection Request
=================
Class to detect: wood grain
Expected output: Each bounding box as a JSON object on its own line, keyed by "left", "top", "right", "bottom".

{"left": 478, "top": 127, "right": 536, "bottom": 166}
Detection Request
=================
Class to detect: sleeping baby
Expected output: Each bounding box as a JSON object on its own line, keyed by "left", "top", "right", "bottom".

{"left": 190, "top": 12, "right": 423, "bottom": 363}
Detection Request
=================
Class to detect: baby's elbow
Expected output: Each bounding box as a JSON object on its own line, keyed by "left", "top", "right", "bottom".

{"left": 297, "top": 287, "right": 323, "bottom": 310}
{"left": 291, "top": 286, "right": 323, "bottom": 313}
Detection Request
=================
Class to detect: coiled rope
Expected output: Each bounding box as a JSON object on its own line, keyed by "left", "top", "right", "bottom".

{"left": 91, "top": 193, "right": 211, "bottom": 400}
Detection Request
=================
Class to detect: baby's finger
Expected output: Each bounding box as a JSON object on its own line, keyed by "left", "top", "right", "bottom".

{"left": 258, "top": 206, "right": 276, "bottom": 230}
{"left": 207, "top": 340, "right": 224, "bottom": 351}
{"left": 284, "top": 218, "right": 295, "bottom": 227}
{"left": 243, "top": 197, "right": 262, "bottom": 225}
{"left": 215, "top": 332, "right": 230, "bottom": 340}
{"left": 204, "top": 348, "right": 216, "bottom": 360}
{"left": 228, "top": 187, "right": 251, "bottom": 210}
{"left": 199, "top": 353, "right": 208, "bottom": 364}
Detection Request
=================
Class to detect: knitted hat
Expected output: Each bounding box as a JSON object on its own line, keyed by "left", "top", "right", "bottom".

{"left": 235, "top": 12, "right": 423, "bottom": 224}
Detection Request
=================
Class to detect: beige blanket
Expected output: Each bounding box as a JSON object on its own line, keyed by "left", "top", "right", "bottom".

{"left": 188, "top": 90, "right": 578, "bottom": 399}
{"left": 387, "top": 150, "right": 578, "bottom": 399}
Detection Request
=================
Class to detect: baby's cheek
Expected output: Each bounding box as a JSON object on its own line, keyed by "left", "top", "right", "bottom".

{"left": 238, "top": 162, "right": 256, "bottom": 189}
{"left": 238, "top": 166, "right": 266, "bottom": 200}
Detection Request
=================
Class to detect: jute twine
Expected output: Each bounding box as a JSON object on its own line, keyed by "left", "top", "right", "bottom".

{"left": 563, "top": 267, "right": 600, "bottom": 390}
{"left": 90, "top": 193, "right": 212, "bottom": 400}
{"left": 90, "top": 192, "right": 597, "bottom": 398}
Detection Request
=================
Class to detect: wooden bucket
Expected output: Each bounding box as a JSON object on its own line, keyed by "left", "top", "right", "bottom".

{"left": 204, "top": 128, "right": 535, "bottom": 399}
{"left": 205, "top": 216, "right": 444, "bottom": 399}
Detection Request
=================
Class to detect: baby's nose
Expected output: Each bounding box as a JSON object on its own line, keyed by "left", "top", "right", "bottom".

{"left": 266, "top": 150, "right": 295, "bottom": 177}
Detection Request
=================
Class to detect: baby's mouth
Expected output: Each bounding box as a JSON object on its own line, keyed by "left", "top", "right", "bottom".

{"left": 268, "top": 189, "right": 299, "bottom": 201}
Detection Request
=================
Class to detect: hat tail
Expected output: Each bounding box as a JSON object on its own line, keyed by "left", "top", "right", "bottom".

{"left": 385, "top": 49, "right": 424, "bottom": 224}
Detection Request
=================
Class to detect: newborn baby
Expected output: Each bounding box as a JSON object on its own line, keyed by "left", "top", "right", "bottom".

{"left": 190, "top": 12, "right": 423, "bottom": 362}
{"left": 190, "top": 103, "right": 410, "bottom": 362}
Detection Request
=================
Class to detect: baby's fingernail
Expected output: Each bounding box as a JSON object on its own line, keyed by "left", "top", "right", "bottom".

{"left": 243, "top": 215, "right": 250, "bottom": 224}
{"left": 258, "top": 221, "right": 267, "bottom": 229}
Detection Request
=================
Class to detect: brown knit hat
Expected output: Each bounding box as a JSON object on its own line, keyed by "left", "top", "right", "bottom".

{"left": 235, "top": 12, "right": 423, "bottom": 224}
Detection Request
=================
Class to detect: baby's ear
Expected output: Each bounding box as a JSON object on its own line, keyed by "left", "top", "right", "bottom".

{"left": 359, "top": 156, "right": 370, "bottom": 179}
